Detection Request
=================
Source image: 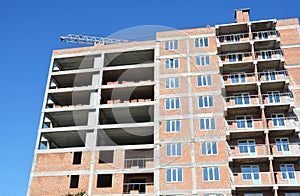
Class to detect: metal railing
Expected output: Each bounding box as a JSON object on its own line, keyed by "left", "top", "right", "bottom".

{"left": 265, "top": 116, "right": 297, "bottom": 129}
{"left": 222, "top": 72, "right": 256, "bottom": 85}
{"left": 252, "top": 30, "right": 279, "bottom": 41}
{"left": 275, "top": 172, "right": 300, "bottom": 185}
{"left": 232, "top": 172, "right": 273, "bottom": 186}
{"left": 124, "top": 158, "right": 154, "bottom": 168}
{"left": 255, "top": 49, "right": 283, "bottom": 60}
{"left": 258, "top": 70, "right": 288, "bottom": 81}
{"left": 262, "top": 92, "right": 293, "bottom": 104}
{"left": 225, "top": 95, "right": 260, "bottom": 107}
{"left": 218, "top": 52, "right": 252, "bottom": 64}
{"left": 217, "top": 32, "right": 250, "bottom": 44}
{"left": 225, "top": 118, "right": 264, "bottom": 131}
{"left": 123, "top": 182, "right": 154, "bottom": 194}
{"left": 271, "top": 142, "right": 300, "bottom": 156}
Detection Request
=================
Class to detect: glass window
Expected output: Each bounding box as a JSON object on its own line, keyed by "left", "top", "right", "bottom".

{"left": 242, "top": 165, "right": 260, "bottom": 180}
{"left": 261, "top": 51, "right": 272, "bottom": 59}
{"left": 198, "top": 75, "right": 212, "bottom": 86}
{"left": 199, "top": 96, "right": 214, "bottom": 108}
{"left": 201, "top": 142, "right": 218, "bottom": 155}
{"left": 228, "top": 54, "right": 243, "bottom": 62}
{"left": 166, "top": 77, "right": 179, "bottom": 89}
{"left": 271, "top": 114, "right": 285, "bottom": 127}
{"left": 166, "top": 98, "right": 180, "bottom": 110}
{"left": 244, "top": 194, "right": 263, "bottom": 196}
{"left": 195, "top": 37, "right": 209, "bottom": 48}
{"left": 196, "top": 56, "right": 210, "bottom": 66}
{"left": 268, "top": 91, "right": 281, "bottom": 103}
{"left": 165, "top": 58, "right": 179, "bottom": 69}
{"left": 165, "top": 40, "right": 178, "bottom": 50}
{"left": 227, "top": 34, "right": 241, "bottom": 43}
{"left": 234, "top": 94, "right": 250, "bottom": 105}
{"left": 200, "top": 118, "right": 216, "bottom": 130}
{"left": 203, "top": 167, "right": 220, "bottom": 181}
{"left": 238, "top": 140, "right": 256, "bottom": 153}
{"left": 231, "top": 73, "right": 246, "bottom": 83}
{"left": 166, "top": 143, "right": 182, "bottom": 156}
{"left": 264, "top": 70, "right": 276, "bottom": 81}
{"left": 166, "top": 168, "right": 183, "bottom": 182}
{"left": 166, "top": 120, "right": 181, "bottom": 132}
{"left": 236, "top": 116, "right": 253, "bottom": 129}
{"left": 276, "top": 138, "right": 290, "bottom": 152}
{"left": 280, "top": 164, "right": 295, "bottom": 179}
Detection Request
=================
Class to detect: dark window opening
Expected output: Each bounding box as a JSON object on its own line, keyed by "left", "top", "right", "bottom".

{"left": 97, "top": 174, "right": 112, "bottom": 188}
{"left": 70, "top": 175, "right": 79, "bottom": 188}
{"left": 73, "top": 151, "right": 82, "bottom": 165}
{"left": 99, "top": 150, "right": 114, "bottom": 163}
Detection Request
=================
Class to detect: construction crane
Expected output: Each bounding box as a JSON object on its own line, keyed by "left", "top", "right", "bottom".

{"left": 60, "top": 34, "right": 133, "bottom": 45}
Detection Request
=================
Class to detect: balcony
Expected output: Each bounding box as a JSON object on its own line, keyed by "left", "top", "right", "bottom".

{"left": 262, "top": 92, "right": 294, "bottom": 114}
{"left": 124, "top": 149, "right": 154, "bottom": 169}
{"left": 259, "top": 70, "right": 289, "bottom": 91}
{"left": 219, "top": 52, "right": 254, "bottom": 73}
{"left": 253, "top": 30, "right": 280, "bottom": 50}
{"left": 232, "top": 172, "right": 273, "bottom": 189}
{"left": 225, "top": 118, "right": 264, "bottom": 138}
{"left": 255, "top": 49, "right": 284, "bottom": 70}
{"left": 217, "top": 32, "right": 251, "bottom": 53}
{"left": 224, "top": 95, "right": 260, "bottom": 115}
{"left": 123, "top": 182, "right": 154, "bottom": 194}
{"left": 275, "top": 171, "right": 300, "bottom": 188}
{"left": 271, "top": 143, "right": 300, "bottom": 158}
{"left": 266, "top": 117, "right": 298, "bottom": 132}
{"left": 228, "top": 143, "right": 269, "bottom": 163}
{"left": 222, "top": 72, "right": 257, "bottom": 92}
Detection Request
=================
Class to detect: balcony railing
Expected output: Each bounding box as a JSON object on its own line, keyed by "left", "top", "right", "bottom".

{"left": 271, "top": 142, "right": 300, "bottom": 157}
{"left": 275, "top": 172, "right": 300, "bottom": 185}
{"left": 218, "top": 52, "right": 252, "bottom": 64}
{"left": 217, "top": 32, "right": 250, "bottom": 44}
{"left": 232, "top": 172, "right": 273, "bottom": 186}
{"left": 255, "top": 49, "right": 283, "bottom": 61}
{"left": 266, "top": 117, "right": 297, "bottom": 130}
{"left": 226, "top": 118, "right": 264, "bottom": 132}
{"left": 222, "top": 72, "right": 256, "bottom": 85}
{"left": 124, "top": 158, "right": 154, "bottom": 169}
{"left": 262, "top": 92, "right": 293, "bottom": 105}
{"left": 229, "top": 144, "right": 268, "bottom": 158}
{"left": 225, "top": 95, "right": 260, "bottom": 108}
{"left": 123, "top": 182, "right": 154, "bottom": 194}
{"left": 253, "top": 30, "right": 279, "bottom": 41}
{"left": 258, "top": 70, "right": 288, "bottom": 82}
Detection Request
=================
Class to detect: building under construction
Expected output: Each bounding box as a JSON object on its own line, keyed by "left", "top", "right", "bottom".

{"left": 27, "top": 9, "right": 300, "bottom": 196}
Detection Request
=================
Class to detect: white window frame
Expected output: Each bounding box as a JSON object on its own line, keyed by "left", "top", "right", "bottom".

{"left": 195, "top": 37, "right": 209, "bottom": 48}
{"left": 196, "top": 55, "right": 210, "bottom": 66}
{"left": 264, "top": 70, "right": 277, "bottom": 81}
{"left": 166, "top": 168, "right": 183, "bottom": 182}
{"left": 228, "top": 53, "right": 243, "bottom": 62}
{"left": 268, "top": 91, "right": 281, "bottom": 103}
{"left": 244, "top": 194, "right": 263, "bottom": 196}
{"left": 197, "top": 75, "right": 212, "bottom": 87}
{"left": 165, "top": 40, "right": 178, "bottom": 50}
{"left": 165, "top": 98, "right": 180, "bottom": 110}
{"left": 166, "top": 143, "right": 182, "bottom": 157}
{"left": 198, "top": 96, "right": 214, "bottom": 108}
{"left": 238, "top": 139, "right": 256, "bottom": 154}
{"left": 241, "top": 165, "right": 260, "bottom": 181}
{"left": 280, "top": 164, "right": 295, "bottom": 180}
{"left": 166, "top": 119, "right": 181, "bottom": 132}
{"left": 271, "top": 113, "right": 285, "bottom": 127}
{"left": 226, "top": 34, "right": 241, "bottom": 43}
{"left": 201, "top": 141, "right": 218, "bottom": 155}
{"left": 203, "top": 167, "right": 220, "bottom": 181}
{"left": 275, "top": 138, "right": 290, "bottom": 152}
{"left": 199, "top": 118, "right": 216, "bottom": 130}
{"left": 236, "top": 115, "right": 253, "bottom": 129}
{"left": 165, "top": 58, "right": 179, "bottom": 69}
{"left": 165, "top": 77, "right": 179, "bottom": 89}
{"left": 233, "top": 93, "right": 250, "bottom": 105}
{"left": 231, "top": 73, "right": 247, "bottom": 83}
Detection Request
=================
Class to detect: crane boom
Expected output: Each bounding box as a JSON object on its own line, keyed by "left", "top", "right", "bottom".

{"left": 60, "top": 34, "right": 132, "bottom": 45}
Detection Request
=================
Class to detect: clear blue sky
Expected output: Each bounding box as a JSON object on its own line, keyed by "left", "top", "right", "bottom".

{"left": 0, "top": 0, "right": 299, "bottom": 195}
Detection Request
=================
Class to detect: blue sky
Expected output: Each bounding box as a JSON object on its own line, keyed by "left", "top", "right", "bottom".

{"left": 0, "top": 0, "right": 300, "bottom": 195}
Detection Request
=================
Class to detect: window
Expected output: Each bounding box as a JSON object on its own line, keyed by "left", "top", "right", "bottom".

{"left": 195, "top": 37, "right": 209, "bottom": 48}
{"left": 226, "top": 34, "right": 240, "bottom": 43}
{"left": 234, "top": 93, "right": 250, "bottom": 105}
{"left": 231, "top": 73, "right": 246, "bottom": 83}
{"left": 196, "top": 56, "right": 210, "bottom": 66}
{"left": 201, "top": 142, "right": 218, "bottom": 155}
{"left": 280, "top": 164, "right": 295, "bottom": 180}
{"left": 203, "top": 167, "right": 220, "bottom": 181}
{"left": 244, "top": 194, "right": 263, "bottom": 196}
{"left": 238, "top": 140, "right": 256, "bottom": 154}
{"left": 200, "top": 118, "right": 216, "bottom": 130}
{"left": 264, "top": 70, "right": 276, "bottom": 81}
{"left": 166, "top": 168, "right": 183, "bottom": 182}
{"left": 261, "top": 51, "right": 272, "bottom": 59}
{"left": 166, "top": 120, "right": 181, "bottom": 132}
{"left": 242, "top": 165, "right": 260, "bottom": 180}
{"left": 166, "top": 98, "right": 180, "bottom": 110}
{"left": 70, "top": 175, "right": 79, "bottom": 188}
{"left": 257, "top": 32, "right": 269, "bottom": 40}
{"left": 198, "top": 96, "right": 214, "bottom": 108}
{"left": 285, "top": 193, "right": 300, "bottom": 196}
{"left": 268, "top": 91, "right": 280, "bottom": 103}
{"left": 198, "top": 75, "right": 212, "bottom": 87}
{"left": 271, "top": 114, "right": 285, "bottom": 127}
{"left": 165, "top": 40, "right": 178, "bottom": 50}
{"left": 236, "top": 116, "right": 253, "bottom": 129}
{"left": 99, "top": 150, "right": 114, "bottom": 163}
{"left": 73, "top": 151, "right": 82, "bottom": 165}
{"left": 228, "top": 54, "right": 243, "bottom": 62}
{"left": 166, "top": 143, "right": 182, "bottom": 156}
{"left": 166, "top": 77, "right": 179, "bottom": 88}
{"left": 276, "top": 138, "right": 290, "bottom": 152}
{"left": 165, "top": 58, "right": 179, "bottom": 69}
{"left": 97, "top": 174, "right": 113, "bottom": 188}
